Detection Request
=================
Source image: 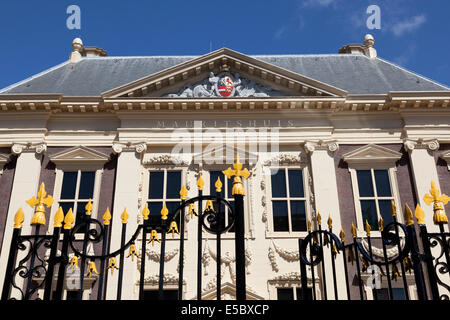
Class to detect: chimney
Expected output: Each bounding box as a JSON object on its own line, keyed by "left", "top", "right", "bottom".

{"left": 338, "top": 34, "right": 377, "bottom": 59}
{"left": 69, "top": 38, "right": 107, "bottom": 63}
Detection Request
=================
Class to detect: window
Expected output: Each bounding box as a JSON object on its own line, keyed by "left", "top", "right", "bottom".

{"left": 277, "top": 287, "right": 313, "bottom": 300}
{"left": 58, "top": 171, "right": 96, "bottom": 232}
{"left": 375, "top": 288, "right": 406, "bottom": 300}
{"left": 269, "top": 168, "right": 307, "bottom": 233}
{"left": 143, "top": 289, "right": 178, "bottom": 300}
{"left": 355, "top": 169, "right": 395, "bottom": 231}
{"left": 147, "top": 170, "right": 182, "bottom": 224}
{"left": 209, "top": 170, "right": 235, "bottom": 232}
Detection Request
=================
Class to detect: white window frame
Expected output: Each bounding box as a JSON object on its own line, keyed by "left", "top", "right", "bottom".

{"left": 264, "top": 165, "right": 311, "bottom": 238}
{"left": 267, "top": 279, "right": 318, "bottom": 300}
{"left": 142, "top": 166, "right": 188, "bottom": 240}
{"left": 361, "top": 272, "right": 418, "bottom": 300}
{"left": 349, "top": 164, "right": 402, "bottom": 237}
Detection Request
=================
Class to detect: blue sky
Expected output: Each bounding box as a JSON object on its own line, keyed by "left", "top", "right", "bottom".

{"left": 0, "top": 0, "right": 449, "bottom": 89}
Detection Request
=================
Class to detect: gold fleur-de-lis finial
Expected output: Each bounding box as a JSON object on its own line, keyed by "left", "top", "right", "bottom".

{"left": 196, "top": 175, "right": 205, "bottom": 191}
{"left": 414, "top": 204, "right": 425, "bottom": 225}
{"left": 179, "top": 185, "right": 188, "bottom": 200}
{"left": 127, "top": 244, "right": 140, "bottom": 261}
{"left": 222, "top": 153, "right": 250, "bottom": 196}
{"left": 161, "top": 204, "right": 169, "bottom": 220}
{"left": 121, "top": 208, "right": 129, "bottom": 224}
{"left": 26, "top": 183, "right": 53, "bottom": 226}
{"left": 53, "top": 207, "right": 64, "bottom": 228}
{"left": 103, "top": 208, "right": 112, "bottom": 225}
{"left": 215, "top": 177, "right": 223, "bottom": 193}
{"left": 107, "top": 257, "right": 119, "bottom": 275}
{"left": 168, "top": 221, "right": 179, "bottom": 238}
{"left": 149, "top": 229, "right": 160, "bottom": 246}
{"left": 188, "top": 203, "right": 197, "bottom": 218}
{"left": 423, "top": 181, "right": 449, "bottom": 224}
{"left": 404, "top": 204, "right": 414, "bottom": 226}
{"left": 64, "top": 208, "right": 74, "bottom": 229}
{"left": 87, "top": 260, "right": 99, "bottom": 280}
{"left": 205, "top": 200, "right": 214, "bottom": 211}
{"left": 142, "top": 204, "right": 150, "bottom": 221}
{"left": 13, "top": 208, "right": 25, "bottom": 229}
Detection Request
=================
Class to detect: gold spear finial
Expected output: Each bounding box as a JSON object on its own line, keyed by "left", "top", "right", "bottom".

{"left": 142, "top": 204, "right": 150, "bottom": 221}
{"left": 222, "top": 152, "right": 250, "bottom": 196}
{"left": 327, "top": 215, "right": 333, "bottom": 230}
{"left": 414, "top": 204, "right": 426, "bottom": 225}
{"left": 26, "top": 183, "right": 53, "bottom": 226}
{"left": 53, "top": 207, "right": 64, "bottom": 228}
{"left": 121, "top": 208, "right": 129, "bottom": 224}
{"left": 103, "top": 207, "right": 112, "bottom": 225}
{"left": 196, "top": 175, "right": 205, "bottom": 191}
{"left": 215, "top": 177, "right": 223, "bottom": 193}
{"left": 13, "top": 208, "right": 25, "bottom": 229}
{"left": 423, "top": 181, "right": 449, "bottom": 224}
{"left": 378, "top": 217, "right": 384, "bottom": 232}
{"left": 404, "top": 204, "right": 414, "bottom": 226}
{"left": 317, "top": 212, "right": 322, "bottom": 226}
{"left": 63, "top": 208, "right": 74, "bottom": 229}
{"left": 161, "top": 204, "right": 169, "bottom": 220}
{"left": 307, "top": 218, "right": 312, "bottom": 232}
{"left": 179, "top": 185, "right": 188, "bottom": 200}
{"left": 365, "top": 220, "right": 371, "bottom": 237}
{"left": 390, "top": 200, "right": 397, "bottom": 217}
{"left": 351, "top": 222, "right": 357, "bottom": 238}
{"left": 339, "top": 228, "right": 345, "bottom": 243}
{"left": 85, "top": 199, "right": 93, "bottom": 216}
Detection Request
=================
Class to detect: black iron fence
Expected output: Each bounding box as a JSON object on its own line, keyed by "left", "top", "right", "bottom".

{"left": 1, "top": 168, "right": 449, "bottom": 300}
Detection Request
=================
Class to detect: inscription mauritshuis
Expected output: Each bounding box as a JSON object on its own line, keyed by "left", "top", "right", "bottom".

{"left": 154, "top": 119, "right": 295, "bottom": 129}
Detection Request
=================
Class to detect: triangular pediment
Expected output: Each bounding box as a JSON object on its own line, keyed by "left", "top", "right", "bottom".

{"left": 201, "top": 282, "right": 264, "bottom": 300}
{"left": 343, "top": 144, "right": 402, "bottom": 165}
{"left": 49, "top": 146, "right": 110, "bottom": 165}
{"left": 102, "top": 48, "right": 347, "bottom": 99}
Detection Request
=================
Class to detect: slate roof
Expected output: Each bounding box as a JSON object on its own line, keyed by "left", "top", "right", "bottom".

{"left": 1, "top": 52, "right": 448, "bottom": 96}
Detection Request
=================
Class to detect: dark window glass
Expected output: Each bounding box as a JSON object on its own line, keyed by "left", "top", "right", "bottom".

{"left": 272, "top": 201, "right": 289, "bottom": 232}
{"left": 360, "top": 200, "right": 378, "bottom": 231}
{"left": 149, "top": 172, "right": 164, "bottom": 199}
{"left": 61, "top": 172, "right": 77, "bottom": 199}
{"left": 65, "top": 291, "right": 79, "bottom": 300}
{"left": 357, "top": 170, "right": 374, "bottom": 197}
{"left": 378, "top": 200, "right": 394, "bottom": 225}
{"left": 296, "top": 287, "right": 313, "bottom": 300}
{"left": 290, "top": 200, "right": 307, "bottom": 231}
{"left": 166, "top": 201, "right": 181, "bottom": 225}
{"left": 375, "top": 288, "right": 406, "bottom": 300}
{"left": 271, "top": 170, "right": 287, "bottom": 198}
{"left": 288, "top": 170, "right": 304, "bottom": 197}
{"left": 78, "top": 172, "right": 95, "bottom": 199}
{"left": 143, "top": 290, "right": 178, "bottom": 300}
{"left": 148, "top": 202, "right": 163, "bottom": 224}
{"left": 75, "top": 201, "right": 88, "bottom": 233}
{"left": 374, "top": 170, "right": 392, "bottom": 197}
{"left": 277, "top": 288, "right": 294, "bottom": 300}
{"left": 166, "top": 171, "right": 181, "bottom": 199}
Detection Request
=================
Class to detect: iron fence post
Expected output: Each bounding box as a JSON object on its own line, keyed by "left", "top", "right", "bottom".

{"left": 1, "top": 226, "right": 21, "bottom": 300}
{"left": 233, "top": 193, "right": 246, "bottom": 300}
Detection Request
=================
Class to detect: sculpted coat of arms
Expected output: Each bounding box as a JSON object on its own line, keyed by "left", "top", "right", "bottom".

{"left": 166, "top": 72, "right": 284, "bottom": 98}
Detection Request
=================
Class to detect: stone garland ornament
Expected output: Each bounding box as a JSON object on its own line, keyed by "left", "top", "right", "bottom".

{"left": 165, "top": 72, "right": 285, "bottom": 98}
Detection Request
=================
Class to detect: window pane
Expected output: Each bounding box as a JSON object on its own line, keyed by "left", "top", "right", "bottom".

{"left": 375, "top": 288, "right": 406, "bottom": 301}
{"left": 75, "top": 202, "right": 88, "bottom": 233}
{"left": 271, "top": 169, "right": 287, "bottom": 198}
{"left": 272, "top": 201, "right": 289, "bottom": 232}
{"left": 290, "top": 201, "right": 307, "bottom": 231}
{"left": 61, "top": 172, "right": 77, "bottom": 199}
{"left": 166, "top": 201, "right": 181, "bottom": 224}
{"left": 149, "top": 172, "right": 164, "bottom": 199}
{"left": 360, "top": 200, "right": 379, "bottom": 231}
{"left": 378, "top": 200, "right": 394, "bottom": 226}
{"left": 166, "top": 171, "right": 181, "bottom": 199}
{"left": 296, "top": 287, "right": 313, "bottom": 300}
{"left": 374, "top": 170, "right": 392, "bottom": 197}
{"left": 148, "top": 202, "right": 163, "bottom": 224}
{"left": 357, "top": 170, "right": 374, "bottom": 197}
{"left": 288, "top": 170, "right": 304, "bottom": 198}
{"left": 277, "top": 288, "right": 294, "bottom": 300}
{"left": 78, "top": 172, "right": 95, "bottom": 199}
{"left": 210, "top": 171, "right": 225, "bottom": 197}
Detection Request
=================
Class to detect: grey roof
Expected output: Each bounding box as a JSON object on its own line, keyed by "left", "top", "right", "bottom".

{"left": 1, "top": 52, "right": 448, "bottom": 96}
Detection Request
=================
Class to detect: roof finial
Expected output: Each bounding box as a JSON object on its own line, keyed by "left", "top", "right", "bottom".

{"left": 70, "top": 38, "right": 83, "bottom": 63}
{"left": 363, "top": 34, "right": 377, "bottom": 58}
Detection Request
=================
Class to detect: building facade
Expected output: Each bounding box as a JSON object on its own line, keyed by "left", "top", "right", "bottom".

{"left": 0, "top": 35, "right": 449, "bottom": 300}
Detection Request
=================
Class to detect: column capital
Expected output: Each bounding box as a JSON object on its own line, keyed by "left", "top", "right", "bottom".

{"left": 403, "top": 138, "right": 439, "bottom": 153}
{"left": 304, "top": 140, "right": 339, "bottom": 154}
{"left": 112, "top": 142, "right": 147, "bottom": 155}
{"left": 11, "top": 142, "right": 47, "bottom": 155}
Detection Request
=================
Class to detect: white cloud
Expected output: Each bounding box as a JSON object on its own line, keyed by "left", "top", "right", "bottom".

{"left": 300, "top": 0, "right": 335, "bottom": 8}
{"left": 391, "top": 15, "right": 426, "bottom": 36}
